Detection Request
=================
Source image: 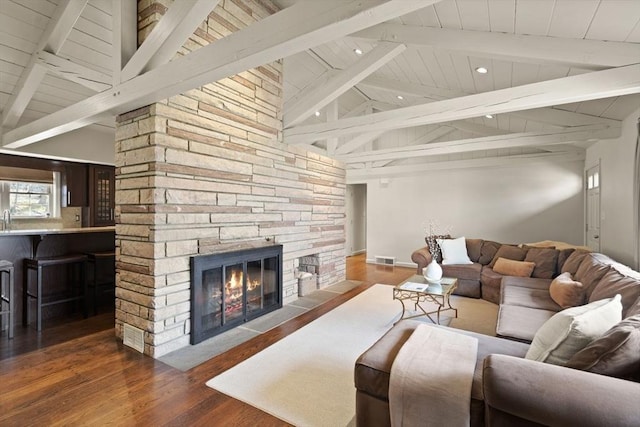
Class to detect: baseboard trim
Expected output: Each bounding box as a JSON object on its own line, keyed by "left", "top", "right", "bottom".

{"left": 396, "top": 261, "right": 417, "bottom": 269}
{"left": 351, "top": 249, "right": 366, "bottom": 256}
{"left": 365, "top": 259, "right": 417, "bottom": 269}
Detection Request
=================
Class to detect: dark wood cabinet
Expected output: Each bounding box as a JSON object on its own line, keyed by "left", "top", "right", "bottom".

{"left": 63, "top": 163, "right": 88, "bottom": 207}
{"left": 89, "top": 165, "right": 115, "bottom": 226}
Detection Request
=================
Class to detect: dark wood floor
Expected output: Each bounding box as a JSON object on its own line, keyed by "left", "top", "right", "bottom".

{"left": 0, "top": 254, "right": 415, "bottom": 426}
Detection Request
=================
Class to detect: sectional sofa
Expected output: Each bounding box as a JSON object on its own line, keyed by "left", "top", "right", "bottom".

{"left": 355, "top": 239, "right": 640, "bottom": 426}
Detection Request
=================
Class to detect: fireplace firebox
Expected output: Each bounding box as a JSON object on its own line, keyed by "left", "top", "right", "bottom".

{"left": 190, "top": 245, "right": 283, "bottom": 344}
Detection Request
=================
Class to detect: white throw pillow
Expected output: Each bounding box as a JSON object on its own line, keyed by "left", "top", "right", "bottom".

{"left": 437, "top": 237, "right": 473, "bottom": 265}
{"left": 525, "top": 295, "right": 622, "bottom": 366}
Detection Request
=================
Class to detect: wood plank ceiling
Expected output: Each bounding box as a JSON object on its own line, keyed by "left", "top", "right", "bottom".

{"left": 1, "top": 0, "right": 639, "bottom": 172}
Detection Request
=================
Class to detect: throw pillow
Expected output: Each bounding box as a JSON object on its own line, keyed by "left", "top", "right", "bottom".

{"left": 524, "top": 247, "right": 560, "bottom": 279}
{"left": 549, "top": 272, "right": 585, "bottom": 308}
{"left": 525, "top": 295, "right": 623, "bottom": 366}
{"left": 492, "top": 257, "right": 535, "bottom": 277}
{"left": 437, "top": 237, "right": 473, "bottom": 265}
{"left": 566, "top": 315, "right": 640, "bottom": 381}
{"left": 489, "top": 245, "right": 528, "bottom": 268}
{"left": 424, "top": 234, "right": 450, "bottom": 262}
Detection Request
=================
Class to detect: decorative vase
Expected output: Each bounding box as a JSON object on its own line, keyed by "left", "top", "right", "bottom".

{"left": 423, "top": 259, "right": 443, "bottom": 283}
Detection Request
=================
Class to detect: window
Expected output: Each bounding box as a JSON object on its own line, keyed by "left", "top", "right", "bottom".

{"left": 8, "top": 181, "right": 52, "bottom": 217}
{"left": 587, "top": 170, "right": 599, "bottom": 190}
{"left": 0, "top": 169, "right": 60, "bottom": 218}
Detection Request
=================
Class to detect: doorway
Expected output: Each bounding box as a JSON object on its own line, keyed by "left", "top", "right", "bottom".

{"left": 585, "top": 163, "right": 601, "bottom": 252}
{"left": 346, "top": 184, "right": 367, "bottom": 257}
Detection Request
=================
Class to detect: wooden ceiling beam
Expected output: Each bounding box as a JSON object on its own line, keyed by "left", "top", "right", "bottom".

{"left": 359, "top": 76, "right": 621, "bottom": 129}
{"left": 3, "top": 0, "right": 437, "bottom": 149}
{"left": 36, "top": 51, "right": 111, "bottom": 92}
{"left": 284, "top": 42, "right": 406, "bottom": 127}
{"left": 338, "top": 125, "right": 616, "bottom": 164}
{"left": 449, "top": 121, "right": 511, "bottom": 137}
{"left": 351, "top": 23, "right": 640, "bottom": 69}
{"left": 508, "top": 107, "right": 621, "bottom": 128}
{"left": 284, "top": 64, "right": 639, "bottom": 144}
{"left": 334, "top": 131, "right": 384, "bottom": 154}
{"left": 120, "top": 0, "right": 222, "bottom": 82}
{"left": 112, "top": 0, "right": 137, "bottom": 85}
{"left": 1, "top": 0, "right": 88, "bottom": 128}
{"left": 346, "top": 152, "right": 586, "bottom": 182}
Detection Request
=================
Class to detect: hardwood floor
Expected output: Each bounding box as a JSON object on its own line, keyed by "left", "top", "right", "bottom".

{"left": 0, "top": 254, "right": 415, "bottom": 426}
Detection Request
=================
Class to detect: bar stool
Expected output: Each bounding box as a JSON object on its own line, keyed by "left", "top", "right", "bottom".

{"left": 24, "top": 254, "right": 88, "bottom": 331}
{"left": 0, "top": 260, "right": 14, "bottom": 339}
{"left": 87, "top": 251, "right": 115, "bottom": 315}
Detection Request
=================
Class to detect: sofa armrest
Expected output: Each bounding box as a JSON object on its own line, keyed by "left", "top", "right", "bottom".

{"left": 483, "top": 354, "right": 640, "bottom": 427}
{"left": 411, "top": 246, "right": 433, "bottom": 274}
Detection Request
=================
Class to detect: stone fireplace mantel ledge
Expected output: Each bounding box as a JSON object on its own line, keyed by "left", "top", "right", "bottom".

{"left": 199, "top": 240, "right": 281, "bottom": 255}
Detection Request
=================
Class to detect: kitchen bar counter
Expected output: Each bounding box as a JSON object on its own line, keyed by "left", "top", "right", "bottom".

{"left": 0, "top": 227, "right": 115, "bottom": 326}
{"left": 0, "top": 226, "right": 115, "bottom": 237}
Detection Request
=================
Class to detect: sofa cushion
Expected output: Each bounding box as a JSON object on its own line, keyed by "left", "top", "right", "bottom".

{"left": 438, "top": 236, "right": 473, "bottom": 265}
{"left": 354, "top": 320, "right": 529, "bottom": 402}
{"left": 566, "top": 314, "right": 640, "bottom": 381}
{"left": 480, "top": 267, "right": 503, "bottom": 304}
{"left": 589, "top": 269, "right": 640, "bottom": 318}
{"left": 497, "top": 305, "right": 556, "bottom": 342}
{"left": 524, "top": 247, "right": 559, "bottom": 279}
{"left": 549, "top": 272, "right": 586, "bottom": 309}
{"left": 502, "top": 286, "right": 561, "bottom": 312}
{"left": 627, "top": 295, "right": 640, "bottom": 317}
{"left": 556, "top": 248, "right": 576, "bottom": 275}
{"left": 478, "top": 240, "right": 501, "bottom": 265}
{"left": 561, "top": 249, "right": 590, "bottom": 276}
{"left": 574, "top": 253, "right": 614, "bottom": 297}
{"left": 493, "top": 258, "right": 535, "bottom": 278}
{"left": 525, "top": 295, "right": 623, "bottom": 366}
{"left": 466, "top": 238, "right": 483, "bottom": 263}
{"left": 489, "top": 245, "right": 528, "bottom": 268}
{"left": 442, "top": 262, "right": 482, "bottom": 281}
{"left": 501, "top": 275, "right": 553, "bottom": 291}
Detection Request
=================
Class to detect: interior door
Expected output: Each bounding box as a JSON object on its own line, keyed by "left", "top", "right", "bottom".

{"left": 585, "top": 164, "right": 601, "bottom": 252}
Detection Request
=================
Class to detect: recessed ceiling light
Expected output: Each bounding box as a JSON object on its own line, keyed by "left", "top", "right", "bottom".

{"left": 485, "top": 114, "right": 494, "bottom": 119}
{"left": 475, "top": 67, "right": 488, "bottom": 74}
{"left": 314, "top": 111, "right": 321, "bottom": 117}
{"left": 397, "top": 95, "right": 404, "bottom": 100}
{"left": 354, "top": 48, "right": 363, "bottom": 55}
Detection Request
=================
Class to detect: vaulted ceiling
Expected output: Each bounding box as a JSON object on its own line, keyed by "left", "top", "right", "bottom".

{"left": 1, "top": 0, "right": 639, "bottom": 173}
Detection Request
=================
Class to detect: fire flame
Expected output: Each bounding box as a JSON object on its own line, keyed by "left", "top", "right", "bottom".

{"left": 225, "top": 270, "right": 260, "bottom": 292}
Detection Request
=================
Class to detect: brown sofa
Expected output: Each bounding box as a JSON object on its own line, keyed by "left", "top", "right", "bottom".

{"left": 411, "top": 238, "right": 578, "bottom": 303}
{"left": 355, "top": 248, "right": 640, "bottom": 426}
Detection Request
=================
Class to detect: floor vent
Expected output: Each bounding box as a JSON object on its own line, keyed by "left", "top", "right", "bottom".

{"left": 123, "top": 324, "right": 145, "bottom": 353}
{"left": 374, "top": 255, "right": 396, "bottom": 266}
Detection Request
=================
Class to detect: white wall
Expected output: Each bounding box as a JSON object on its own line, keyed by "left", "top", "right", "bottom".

{"left": 586, "top": 107, "right": 640, "bottom": 268}
{"left": 16, "top": 127, "right": 115, "bottom": 165}
{"left": 363, "top": 159, "right": 585, "bottom": 266}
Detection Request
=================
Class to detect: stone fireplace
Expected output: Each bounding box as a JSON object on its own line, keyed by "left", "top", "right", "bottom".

{"left": 113, "top": 0, "right": 346, "bottom": 357}
{"left": 190, "top": 245, "right": 282, "bottom": 344}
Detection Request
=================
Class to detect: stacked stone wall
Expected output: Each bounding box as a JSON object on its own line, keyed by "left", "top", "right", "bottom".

{"left": 115, "top": 0, "right": 346, "bottom": 357}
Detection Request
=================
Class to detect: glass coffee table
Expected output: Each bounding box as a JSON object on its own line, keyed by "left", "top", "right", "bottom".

{"left": 393, "top": 275, "right": 458, "bottom": 325}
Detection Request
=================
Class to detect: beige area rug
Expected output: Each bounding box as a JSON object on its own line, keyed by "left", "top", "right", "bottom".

{"left": 444, "top": 295, "right": 498, "bottom": 336}
{"left": 159, "top": 280, "right": 362, "bottom": 371}
{"left": 206, "top": 284, "right": 499, "bottom": 427}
